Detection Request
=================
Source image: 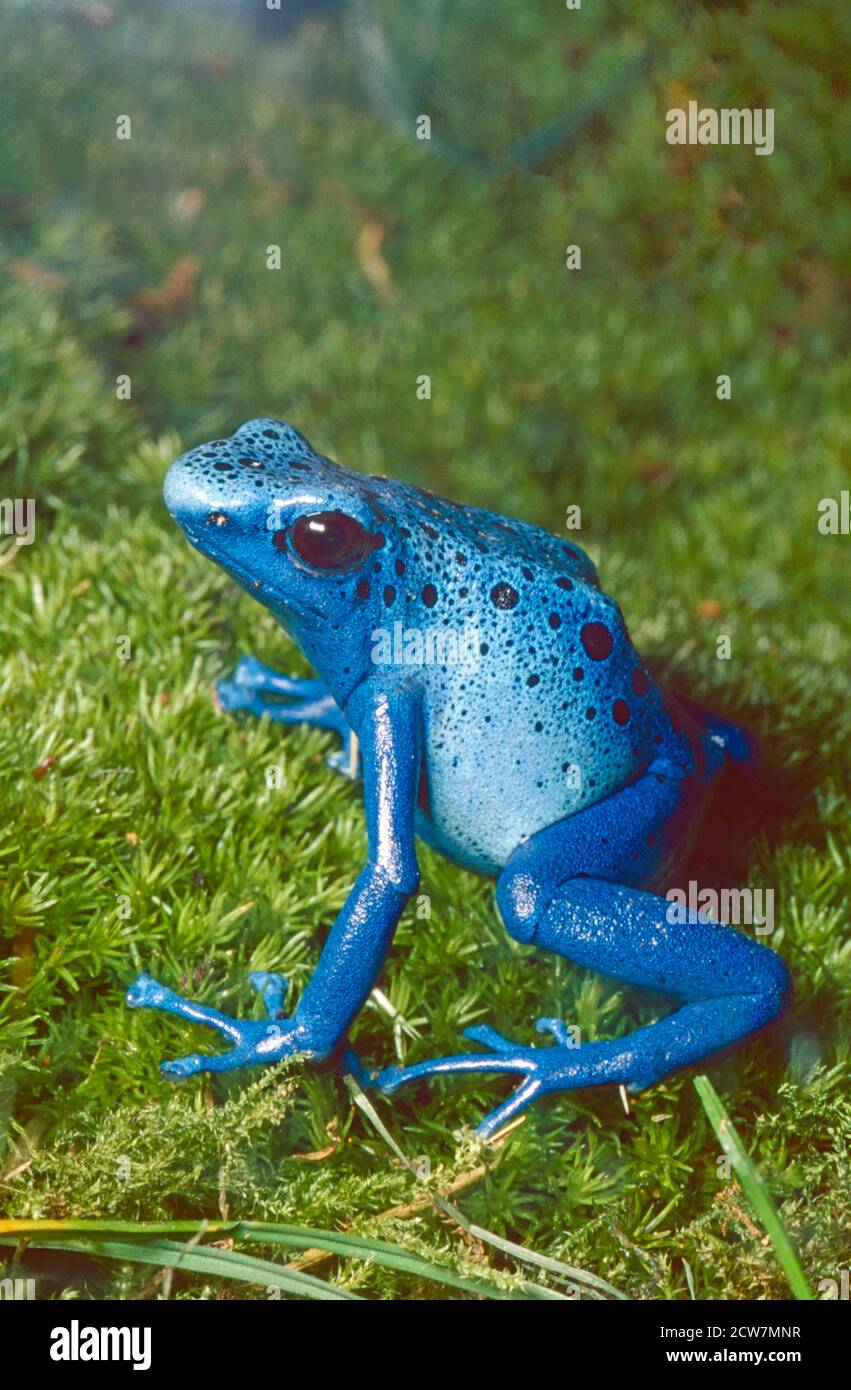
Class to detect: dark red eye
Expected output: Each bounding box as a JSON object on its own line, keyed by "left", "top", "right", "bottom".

{"left": 288, "top": 511, "right": 383, "bottom": 571}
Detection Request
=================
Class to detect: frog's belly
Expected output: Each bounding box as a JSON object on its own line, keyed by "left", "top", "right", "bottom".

{"left": 415, "top": 702, "right": 641, "bottom": 876}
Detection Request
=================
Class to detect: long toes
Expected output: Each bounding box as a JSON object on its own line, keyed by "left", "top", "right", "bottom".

{"left": 248, "top": 971, "right": 288, "bottom": 1018}
{"left": 476, "top": 1078, "right": 546, "bottom": 1140}
{"left": 378, "top": 1046, "right": 535, "bottom": 1094}
{"left": 126, "top": 972, "right": 173, "bottom": 1010}
{"left": 535, "top": 1016, "right": 573, "bottom": 1046}
{"left": 216, "top": 678, "right": 252, "bottom": 712}
{"left": 230, "top": 657, "right": 326, "bottom": 699}
{"left": 160, "top": 1053, "right": 207, "bottom": 1080}
{"left": 462, "top": 1024, "right": 516, "bottom": 1052}
{"left": 230, "top": 656, "right": 288, "bottom": 692}
{"left": 376, "top": 1057, "right": 468, "bottom": 1092}
{"left": 232, "top": 655, "right": 265, "bottom": 687}
{"left": 126, "top": 974, "right": 254, "bottom": 1044}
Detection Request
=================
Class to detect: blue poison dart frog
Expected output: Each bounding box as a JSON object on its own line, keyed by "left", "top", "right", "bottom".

{"left": 126, "top": 419, "right": 790, "bottom": 1138}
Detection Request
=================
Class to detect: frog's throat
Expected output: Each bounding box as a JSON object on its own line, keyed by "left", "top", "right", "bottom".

{"left": 180, "top": 526, "right": 323, "bottom": 623}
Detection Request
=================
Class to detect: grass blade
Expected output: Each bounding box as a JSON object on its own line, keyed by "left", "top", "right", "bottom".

{"left": 465, "top": 1223, "right": 627, "bottom": 1300}
{"left": 0, "top": 1218, "right": 520, "bottom": 1299}
{"left": 239, "top": 1225, "right": 508, "bottom": 1297}
{"left": 346, "top": 1077, "right": 625, "bottom": 1299}
{"left": 693, "top": 1075, "right": 812, "bottom": 1300}
{"left": 0, "top": 1231, "right": 358, "bottom": 1301}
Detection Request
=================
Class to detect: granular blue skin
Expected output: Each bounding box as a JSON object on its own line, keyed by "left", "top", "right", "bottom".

{"left": 126, "top": 418, "right": 791, "bottom": 1137}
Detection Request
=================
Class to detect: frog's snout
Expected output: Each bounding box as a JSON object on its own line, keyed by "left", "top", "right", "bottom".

{"left": 163, "top": 454, "right": 210, "bottom": 526}
{"left": 163, "top": 452, "right": 254, "bottom": 537}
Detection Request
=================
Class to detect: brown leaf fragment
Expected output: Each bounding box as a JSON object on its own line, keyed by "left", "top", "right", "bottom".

{"left": 695, "top": 598, "right": 722, "bottom": 621}
{"left": 7, "top": 258, "right": 68, "bottom": 291}
{"left": 356, "top": 216, "right": 394, "bottom": 300}
{"left": 169, "top": 187, "right": 206, "bottom": 223}
{"left": 131, "top": 255, "right": 201, "bottom": 336}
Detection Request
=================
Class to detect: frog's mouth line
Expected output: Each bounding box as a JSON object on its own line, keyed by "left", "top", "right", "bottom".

{"left": 181, "top": 526, "right": 324, "bottom": 622}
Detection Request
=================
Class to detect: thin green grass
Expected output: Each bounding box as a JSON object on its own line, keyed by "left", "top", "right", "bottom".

{"left": 347, "top": 1077, "right": 624, "bottom": 1299}
{"left": 693, "top": 1075, "right": 812, "bottom": 1300}
{"left": 0, "top": 1218, "right": 548, "bottom": 1299}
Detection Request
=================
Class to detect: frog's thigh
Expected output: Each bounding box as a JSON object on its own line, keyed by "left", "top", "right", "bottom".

{"left": 497, "top": 761, "right": 701, "bottom": 944}
{"left": 496, "top": 767, "right": 789, "bottom": 1016}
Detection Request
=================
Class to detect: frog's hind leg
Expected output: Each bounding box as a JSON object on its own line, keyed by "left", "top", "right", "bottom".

{"left": 217, "top": 655, "right": 360, "bottom": 778}
{"left": 676, "top": 694, "right": 758, "bottom": 767}
{"left": 377, "top": 763, "right": 789, "bottom": 1138}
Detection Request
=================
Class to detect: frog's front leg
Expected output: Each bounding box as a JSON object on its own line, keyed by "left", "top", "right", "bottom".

{"left": 217, "top": 655, "right": 360, "bottom": 778}
{"left": 379, "top": 763, "right": 790, "bottom": 1137}
{"left": 127, "top": 683, "right": 420, "bottom": 1075}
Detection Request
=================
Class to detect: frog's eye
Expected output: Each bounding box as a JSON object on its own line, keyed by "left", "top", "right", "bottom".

{"left": 285, "top": 511, "right": 383, "bottom": 571}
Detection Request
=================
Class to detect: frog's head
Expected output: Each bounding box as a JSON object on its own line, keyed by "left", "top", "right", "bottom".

{"left": 163, "top": 417, "right": 397, "bottom": 700}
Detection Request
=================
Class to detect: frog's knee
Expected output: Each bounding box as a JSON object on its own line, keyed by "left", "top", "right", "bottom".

{"left": 496, "top": 866, "right": 543, "bottom": 944}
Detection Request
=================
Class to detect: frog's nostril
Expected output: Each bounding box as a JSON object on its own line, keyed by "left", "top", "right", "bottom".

{"left": 207, "top": 511, "right": 229, "bottom": 527}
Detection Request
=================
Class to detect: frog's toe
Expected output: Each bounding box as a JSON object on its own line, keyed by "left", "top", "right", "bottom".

{"left": 377, "top": 1020, "right": 598, "bottom": 1138}
{"left": 247, "top": 970, "right": 288, "bottom": 1019}
{"left": 376, "top": 1028, "right": 535, "bottom": 1095}
{"left": 227, "top": 655, "right": 326, "bottom": 700}
{"left": 232, "top": 655, "right": 267, "bottom": 688}
{"left": 377, "top": 1036, "right": 546, "bottom": 1139}
{"left": 534, "top": 1016, "right": 575, "bottom": 1047}
{"left": 462, "top": 1024, "right": 518, "bottom": 1052}
{"left": 325, "top": 739, "right": 361, "bottom": 781}
{"left": 160, "top": 1053, "right": 207, "bottom": 1081}
{"left": 159, "top": 1044, "right": 262, "bottom": 1078}
{"left": 126, "top": 972, "right": 171, "bottom": 1010}
{"left": 475, "top": 1079, "right": 550, "bottom": 1139}
{"left": 125, "top": 970, "right": 324, "bottom": 1079}
{"left": 216, "top": 677, "right": 252, "bottom": 712}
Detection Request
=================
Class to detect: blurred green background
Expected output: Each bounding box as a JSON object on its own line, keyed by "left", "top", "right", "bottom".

{"left": 0, "top": 0, "right": 849, "bottom": 1300}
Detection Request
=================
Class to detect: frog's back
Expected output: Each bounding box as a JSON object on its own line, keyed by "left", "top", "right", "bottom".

{"left": 352, "top": 478, "right": 674, "bottom": 875}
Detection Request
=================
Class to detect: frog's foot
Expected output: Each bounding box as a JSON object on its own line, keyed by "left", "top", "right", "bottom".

{"left": 677, "top": 695, "right": 758, "bottom": 767}
{"left": 324, "top": 730, "right": 361, "bottom": 781}
{"left": 222, "top": 655, "right": 327, "bottom": 698}
{"left": 339, "top": 1044, "right": 373, "bottom": 1087}
{"left": 376, "top": 1020, "right": 582, "bottom": 1138}
{"left": 379, "top": 1015, "right": 691, "bottom": 1139}
{"left": 216, "top": 655, "right": 354, "bottom": 768}
{"left": 126, "top": 970, "right": 319, "bottom": 1078}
